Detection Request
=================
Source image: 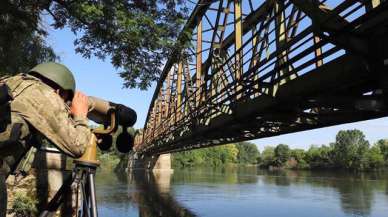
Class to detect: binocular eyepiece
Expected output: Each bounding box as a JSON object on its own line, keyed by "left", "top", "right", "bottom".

{"left": 87, "top": 96, "right": 137, "bottom": 153}
{"left": 96, "top": 127, "right": 136, "bottom": 153}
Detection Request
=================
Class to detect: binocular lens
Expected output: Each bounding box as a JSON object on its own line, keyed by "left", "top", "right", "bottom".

{"left": 116, "top": 104, "right": 137, "bottom": 127}
{"left": 116, "top": 127, "right": 135, "bottom": 153}
{"left": 97, "top": 134, "right": 113, "bottom": 151}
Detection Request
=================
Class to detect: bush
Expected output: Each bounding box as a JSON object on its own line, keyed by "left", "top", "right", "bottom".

{"left": 305, "top": 145, "right": 334, "bottom": 169}
{"left": 10, "top": 192, "right": 37, "bottom": 217}
{"left": 289, "top": 149, "right": 309, "bottom": 169}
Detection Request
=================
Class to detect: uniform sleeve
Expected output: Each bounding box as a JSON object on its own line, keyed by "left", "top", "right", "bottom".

{"left": 10, "top": 80, "right": 93, "bottom": 158}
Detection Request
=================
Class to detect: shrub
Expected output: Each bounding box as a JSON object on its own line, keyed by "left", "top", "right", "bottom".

{"left": 10, "top": 192, "right": 37, "bottom": 217}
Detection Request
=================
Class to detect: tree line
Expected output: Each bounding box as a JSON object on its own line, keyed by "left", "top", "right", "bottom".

{"left": 172, "top": 142, "right": 259, "bottom": 167}
{"left": 172, "top": 129, "right": 388, "bottom": 171}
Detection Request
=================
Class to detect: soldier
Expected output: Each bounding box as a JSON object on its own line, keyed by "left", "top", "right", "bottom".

{"left": 0, "top": 62, "right": 93, "bottom": 217}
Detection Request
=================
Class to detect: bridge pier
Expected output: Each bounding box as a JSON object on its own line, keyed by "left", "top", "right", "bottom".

{"left": 127, "top": 153, "right": 172, "bottom": 172}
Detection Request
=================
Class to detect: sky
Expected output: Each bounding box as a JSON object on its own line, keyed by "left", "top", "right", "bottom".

{"left": 43, "top": 3, "right": 388, "bottom": 152}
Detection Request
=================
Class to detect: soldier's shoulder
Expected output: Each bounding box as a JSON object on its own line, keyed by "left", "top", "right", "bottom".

{"left": 5, "top": 74, "right": 46, "bottom": 96}
{"left": 4, "top": 73, "right": 40, "bottom": 84}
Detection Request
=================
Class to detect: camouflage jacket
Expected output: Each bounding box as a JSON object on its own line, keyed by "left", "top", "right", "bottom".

{"left": 2, "top": 74, "right": 92, "bottom": 158}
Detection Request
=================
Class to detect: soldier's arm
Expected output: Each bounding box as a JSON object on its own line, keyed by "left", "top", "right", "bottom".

{"left": 11, "top": 83, "right": 93, "bottom": 158}
{"left": 67, "top": 118, "right": 92, "bottom": 157}
{"left": 64, "top": 91, "right": 91, "bottom": 157}
{"left": 46, "top": 105, "right": 92, "bottom": 158}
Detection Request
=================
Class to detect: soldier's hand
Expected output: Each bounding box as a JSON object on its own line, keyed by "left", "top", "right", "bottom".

{"left": 71, "top": 91, "right": 88, "bottom": 118}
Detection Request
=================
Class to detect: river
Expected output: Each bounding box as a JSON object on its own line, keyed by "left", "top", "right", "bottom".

{"left": 95, "top": 167, "right": 388, "bottom": 217}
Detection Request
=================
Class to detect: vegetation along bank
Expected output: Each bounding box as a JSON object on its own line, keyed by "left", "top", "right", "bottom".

{"left": 172, "top": 129, "right": 388, "bottom": 171}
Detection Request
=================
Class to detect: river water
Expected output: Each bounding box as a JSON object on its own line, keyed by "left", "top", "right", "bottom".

{"left": 95, "top": 167, "right": 388, "bottom": 217}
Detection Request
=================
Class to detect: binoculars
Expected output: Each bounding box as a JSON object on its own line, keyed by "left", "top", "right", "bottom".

{"left": 87, "top": 96, "right": 137, "bottom": 153}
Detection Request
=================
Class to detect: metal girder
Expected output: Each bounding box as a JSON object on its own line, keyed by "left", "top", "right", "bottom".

{"left": 196, "top": 19, "right": 203, "bottom": 105}
{"left": 202, "top": 0, "right": 273, "bottom": 74}
{"left": 143, "top": 0, "right": 213, "bottom": 127}
{"left": 234, "top": 0, "right": 243, "bottom": 99}
{"left": 289, "top": 0, "right": 369, "bottom": 56}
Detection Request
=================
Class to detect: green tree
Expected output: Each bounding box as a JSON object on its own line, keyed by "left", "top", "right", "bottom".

{"left": 365, "top": 145, "right": 384, "bottom": 169}
{"left": 289, "top": 149, "right": 308, "bottom": 169}
{"left": 0, "top": 1, "right": 58, "bottom": 74}
{"left": 261, "top": 146, "right": 275, "bottom": 168}
{"left": 332, "top": 129, "right": 369, "bottom": 170}
{"left": 1, "top": 0, "right": 187, "bottom": 89}
{"left": 209, "top": 144, "right": 238, "bottom": 166}
{"left": 172, "top": 150, "right": 204, "bottom": 167}
{"left": 305, "top": 145, "right": 334, "bottom": 169}
{"left": 376, "top": 139, "right": 388, "bottom": 163}
{"left": 236, "top": 142, "right": 259, "bottom": 164}
{"left": 274, "top": 144, "right": 290, "bottom": 166}
{"left": 172, "top": 144, "right": 238, "bottom": 168}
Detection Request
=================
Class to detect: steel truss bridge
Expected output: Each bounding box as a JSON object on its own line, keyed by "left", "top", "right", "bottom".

{"left": 134, "top": 0, "right": 388, "bottom": 155}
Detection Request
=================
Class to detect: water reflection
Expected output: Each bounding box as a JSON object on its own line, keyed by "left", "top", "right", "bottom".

{"left": 386, "top": 181, "right": 388, "bottom": 195}
{"left": 129, "top": 170, "right": 197, "bottom": 217}
{"left": 96, "top": 167, "right": 388, "bottom": 217}
{"left": 258, "top": 170, "right": 388, "bottom": 217}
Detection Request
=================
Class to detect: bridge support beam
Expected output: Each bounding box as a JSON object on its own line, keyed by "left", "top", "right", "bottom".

{"left": 127, "top": 153, "right": 172, "bottom": 172}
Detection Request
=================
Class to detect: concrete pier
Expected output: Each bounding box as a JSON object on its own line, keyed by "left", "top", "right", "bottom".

{"left": 127, "top": 153, "right": 172, "bottom": 172}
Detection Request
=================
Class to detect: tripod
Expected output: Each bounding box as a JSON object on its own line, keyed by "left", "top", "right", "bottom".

{"left": 39, "top": 135, "right": 100, "bottom": 217}
{"left": 38, "top": 111, "right": 123, "bottom": 217}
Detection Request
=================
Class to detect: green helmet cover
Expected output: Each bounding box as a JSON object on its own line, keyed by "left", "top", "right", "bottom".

{"left": 29, "top": 62, "right": 76, "bottom": 93}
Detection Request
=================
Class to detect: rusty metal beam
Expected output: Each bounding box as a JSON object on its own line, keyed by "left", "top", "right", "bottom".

{"left": 196, "top": 19, "right": 203, "bottom": 106}
{"left": 234, "top": 0, "right": 243, "bottom": 99}
{"left": 177, "top": 61, "right": 183, "bottom": 120}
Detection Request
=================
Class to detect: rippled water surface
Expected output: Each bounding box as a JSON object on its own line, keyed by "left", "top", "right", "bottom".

{"left": 96, "top": 167, "right": 388, "bottom": 217}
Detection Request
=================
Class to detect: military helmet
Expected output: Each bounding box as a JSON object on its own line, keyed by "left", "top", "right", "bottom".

{"left": 28, "top": 62, "right": 76, "bottom": 94}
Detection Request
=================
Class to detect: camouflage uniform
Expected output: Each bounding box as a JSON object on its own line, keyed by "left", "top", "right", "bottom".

{"left": 0, "top": 74, "right": 92, "bottom": 175}
{"left": 0, "top": 73, "right": 92, "bottom": 217}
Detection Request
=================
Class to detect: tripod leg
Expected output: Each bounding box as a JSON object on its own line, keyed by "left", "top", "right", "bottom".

{"left": 80, "top": 176, "right": 90, "bottom": 217}
{"left": 87, "top": 172, "right": 98, "bottom": 217}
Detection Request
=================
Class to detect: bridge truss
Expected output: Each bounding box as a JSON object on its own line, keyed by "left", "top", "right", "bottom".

{"left": 134, "top": 0, "right": 388, "bottom": 155}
